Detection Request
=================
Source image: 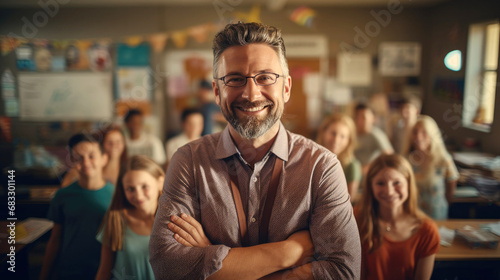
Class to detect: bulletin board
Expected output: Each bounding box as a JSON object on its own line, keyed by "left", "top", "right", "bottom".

{"left": 19, "top": 72, "right": 113, "bottom": 121}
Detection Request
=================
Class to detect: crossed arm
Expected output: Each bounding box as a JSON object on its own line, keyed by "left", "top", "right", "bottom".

{"left": 167, "top": 213, "right": 314, "bottom": 280}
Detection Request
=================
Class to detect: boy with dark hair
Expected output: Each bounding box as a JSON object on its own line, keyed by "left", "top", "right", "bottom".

{"left": 124, "top": 109, "right": 166, "bottom": 165}
{"left": 392, "top": 96, "right": 421, "bottom": 154}
{"left": 40, "top": 133, "right": 114, "bottom": 280}
{"left": 165, "top": 108, "right": 204, "bottom": 163}
{"left": 354, "top": 103, "right": 394, "bottom": 175}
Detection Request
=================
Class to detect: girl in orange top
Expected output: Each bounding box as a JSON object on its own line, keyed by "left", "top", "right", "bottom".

{"left": 355, "top": 154, "right": 440, "bottom": 280}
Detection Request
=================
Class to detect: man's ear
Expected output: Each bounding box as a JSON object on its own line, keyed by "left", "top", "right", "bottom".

{"left": 213, "top": 80, "right": 221, "bottom": 106}
{"left": 283, "top": 76, "right": 292, "bottom": 103}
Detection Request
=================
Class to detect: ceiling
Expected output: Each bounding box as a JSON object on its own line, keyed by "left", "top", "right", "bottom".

{"left": 0, "top": 0, "right": 450, "bottom": 9}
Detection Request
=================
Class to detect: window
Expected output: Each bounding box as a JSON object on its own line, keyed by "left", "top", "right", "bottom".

{"left": 463, "top": 20, "right": 499, "bottom": 132}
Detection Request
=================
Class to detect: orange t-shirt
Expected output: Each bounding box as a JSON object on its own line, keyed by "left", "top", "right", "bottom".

{"left": 361, "top": 218, "right": 440, "bottom": 280}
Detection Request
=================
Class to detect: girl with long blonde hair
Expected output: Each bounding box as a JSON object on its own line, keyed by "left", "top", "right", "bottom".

{"left": 317, "top": 113, "right": 362, "bottom": 202}
{"left": 403, "top": 115, "right": 458, "bottom": 220}
{"left": 96, "top": 155, "right": 164, "bottom": 280}
{"left": 355, "top": 154, "right": 439, "bottom": 280}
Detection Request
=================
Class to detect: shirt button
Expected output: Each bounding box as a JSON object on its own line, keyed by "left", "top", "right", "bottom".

{"left": 251, "top": 217, "right": 256, "bottom": 223}
{"left": 252, "top": 177, "right": 258, "bottom": 182}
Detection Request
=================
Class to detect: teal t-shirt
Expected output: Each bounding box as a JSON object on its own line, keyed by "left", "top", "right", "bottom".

{"left": 97, "top": 225, "right": 155, "bottom": 280}
{"left": 343, "top": 158, "right": 362, "bottom": 184}
{"left": 47, "top": 181, "right": 114, "bottom": 279}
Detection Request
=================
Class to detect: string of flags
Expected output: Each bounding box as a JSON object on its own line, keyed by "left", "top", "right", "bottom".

{"left": 0, "top": 5, "right": 267, "bottom": 57}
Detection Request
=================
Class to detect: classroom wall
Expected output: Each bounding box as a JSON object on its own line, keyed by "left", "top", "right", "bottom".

{"left": 2, "top": 2, "right": 498, "bottom": 155}
{"left": 423, "top": 0, "right": 500, "bottom": 154}
{"left": 0, "top": 4, "right": 428, "bottom": 142}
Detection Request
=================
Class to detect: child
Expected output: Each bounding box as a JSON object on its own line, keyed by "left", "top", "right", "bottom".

{"left": 165, "top": 108, "right": 204, "bottom": 164}
{"left": 124, "top": 109, "right": 166, "bottom": 166}
{"left": 355, "top": 154, "right": 439, "bottom": 280}
{"left": 404, "top": 115, "right": 459, "bottom": 220}
{"left": 40, "top": 133, "right": 114, "bottom": 280}
{"left": 353, "top": 103, "right": 394, "bottom": 175}
{"left": 95, "top": 155, "right": 164, "bottom": 280}
{"left": 317, "top": 113, "right": 362, "bottom": 202}
{"left": 61, "top": 125, "right": 126, "bottom": 187}
{"left": 391, "top": 96, "right": 421, "bottom": 154}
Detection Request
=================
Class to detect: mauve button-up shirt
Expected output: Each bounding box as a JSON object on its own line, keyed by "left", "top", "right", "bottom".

{"left": 150, "top": 122, "right": 361, "bottom": 279}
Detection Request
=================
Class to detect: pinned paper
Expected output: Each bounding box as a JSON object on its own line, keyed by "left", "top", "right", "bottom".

{"left": 303, "top": 72, "right": 322, "bottom": 98}
{"left": 325, "top": 78, "right": 352, "bottom": 105}
{"left": 89, "top": 42, "right": 112, "bottom": 71}
{"left": 337, "top": 52, "right": 372, "bottom": 86}
{"left": 34, "top": 47, "right": 52, "bottom": 71}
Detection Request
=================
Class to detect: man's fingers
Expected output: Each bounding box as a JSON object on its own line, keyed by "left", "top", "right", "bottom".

{"left": 180, "top": 214, "right": 205, "bottom": 235}
{"left": 174, "top": 233, "right": 193, "bottom": 247}
{"left": 170, "top": 215, "right": 199, "bottom": 237}
{"left": 167, "top": 221, "right": 197, "bottom": 245}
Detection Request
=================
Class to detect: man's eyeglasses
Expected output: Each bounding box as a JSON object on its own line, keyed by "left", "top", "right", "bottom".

{"left": 216, "top": 72, "right": 282, "bottom": 87}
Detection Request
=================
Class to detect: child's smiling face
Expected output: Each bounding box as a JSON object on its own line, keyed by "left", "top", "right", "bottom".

{"left": 71, "top": 142, "right": 108, "bottom": 180}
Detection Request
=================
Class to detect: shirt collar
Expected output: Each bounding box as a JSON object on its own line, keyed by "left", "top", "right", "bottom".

{"left": 215, "top": 122, "right": 289, "bottom": 162}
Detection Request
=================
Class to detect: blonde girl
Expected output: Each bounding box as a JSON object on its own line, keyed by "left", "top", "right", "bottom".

{"left": 96, "top": 155, "right": 164, "bottom": 280}
{"left": 317, "top": 113, "right": 362, "bottom": 202}
{"left": 403, "top": 115, "right": 459, "bottom": 220}
{"left": 355, "top": 154, "right": 439, "bottom": 280}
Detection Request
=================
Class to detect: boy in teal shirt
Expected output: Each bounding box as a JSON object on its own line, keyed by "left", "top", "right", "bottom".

{"left": 40, "top": 133, "right": 114, "bottom": 280}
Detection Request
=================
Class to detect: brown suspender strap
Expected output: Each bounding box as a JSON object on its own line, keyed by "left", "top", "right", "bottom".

{"left": 228, "top": 157, "right": 283, "bottom": 246}
{"left": 229, "top": 171, "right": 249, "bottom": 245}
{"left": 259, "top": 158, "right": 283, "bottom": 244}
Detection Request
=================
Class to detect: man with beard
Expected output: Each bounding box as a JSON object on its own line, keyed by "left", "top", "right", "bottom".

{"left": 150, "top": 22, "right": 360, "bottom": 280}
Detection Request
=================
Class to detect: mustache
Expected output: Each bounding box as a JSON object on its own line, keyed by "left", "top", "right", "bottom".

{"left": 232, "top": 100, "right": 274, "bottom": 109}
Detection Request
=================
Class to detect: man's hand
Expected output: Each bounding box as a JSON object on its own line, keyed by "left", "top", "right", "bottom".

{"left": 283, "top": 230, "right": 315, "bottom": 268}
{"left": 167, "top": 213, "right": 212, "bottom": 248}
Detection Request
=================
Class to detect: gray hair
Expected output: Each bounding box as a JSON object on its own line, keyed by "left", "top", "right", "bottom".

{"left": 212, "top": 22, "right": 289, "bottom": 79}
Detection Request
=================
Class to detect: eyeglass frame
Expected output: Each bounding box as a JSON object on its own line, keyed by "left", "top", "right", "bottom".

{"left": 215, "top": 72, "right": 283, "bottom": 87}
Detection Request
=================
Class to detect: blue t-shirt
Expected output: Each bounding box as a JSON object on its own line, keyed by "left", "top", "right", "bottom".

{"left": 97, "top": 225, "right": 155, "bottom": 280}
{"left": 47, "top": 181, "right": 114, "bottom": 279}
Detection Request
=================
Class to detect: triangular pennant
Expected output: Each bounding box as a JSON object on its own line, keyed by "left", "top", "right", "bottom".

{"left": 125, "top": 36, "right": 144, "bottom": 47}
{"left": 171, "top": 31, "right": 188, "bottom": 49}
{"left": 148, "top": 33, "right": 168, "bottom": 53}
{"left": 233, "top": 5, "right": 261, "bottom": 23}
{"left": 188, "top": 23, "right": 213, "bottom": 43}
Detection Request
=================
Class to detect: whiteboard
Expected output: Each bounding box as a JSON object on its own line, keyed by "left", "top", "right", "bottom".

{"left": 19, "top": 72, "right": 113, "bottom": 121}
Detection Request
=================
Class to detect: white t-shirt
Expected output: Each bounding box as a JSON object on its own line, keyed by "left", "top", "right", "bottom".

{"left": 355, "top": 126, "right": 393, "bottom": 166}
{"left": 126, "top": 133, "right": 166, "bottom": 165}
{"left": 165, "top": 133, "right": 191, "bottom": 162}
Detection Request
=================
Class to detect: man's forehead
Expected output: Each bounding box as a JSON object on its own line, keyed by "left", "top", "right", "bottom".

{"left": 219, "top": 44, "right": 281, "bottom": 72}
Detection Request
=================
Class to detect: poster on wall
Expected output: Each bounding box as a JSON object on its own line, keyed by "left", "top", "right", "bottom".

{"left": 65, "top": 40, "right": 92, "bottom": 71}
{"left": 117, "top": 43, "right": 150, "bottom": 67}
{"left": 16, "top": 44, "right": 35, "bottom": 71}
{"left": 337, "top": 52, "right": 372, "bottom": 86}
{"left": 164, "top": 50, "right": 212, "bottom": 99}
{"left": 89, "top": 41, "right": 112, "bottom": 71}
{"left": 379, "top": 42, "right": 421, "bottom": 76}
{"left": 115, "top": 67, "right": 152, "bottom": 101}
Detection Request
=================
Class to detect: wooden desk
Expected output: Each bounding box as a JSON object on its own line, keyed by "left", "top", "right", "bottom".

{"left": 0, "top": 219, "right": 52, "bottom": 278}
{"left": 436, "top": 219, "right": 500, "bottom": 261}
